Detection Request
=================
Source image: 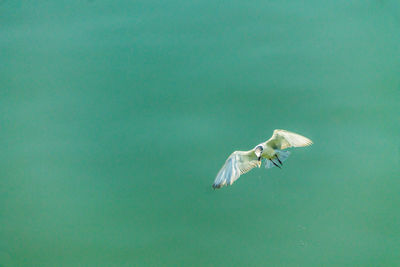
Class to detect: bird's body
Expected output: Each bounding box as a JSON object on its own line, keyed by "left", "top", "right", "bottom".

{"left": 260, "top": 144, "right": 275, "bottom": 159}
{"left": 212, "top": 129, "right": 313, "bottom": 189}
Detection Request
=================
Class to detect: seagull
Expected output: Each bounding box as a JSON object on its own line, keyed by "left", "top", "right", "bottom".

{"left": 212, "top": 129, "right": 313, "bottom": 189}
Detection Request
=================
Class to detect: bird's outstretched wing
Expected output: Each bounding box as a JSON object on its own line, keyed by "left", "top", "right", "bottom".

{"left": 266, "top": 129, "right": 313, "bottom": 150}
{"left": 212, "top": 150, "right": 258, "bottom": 189}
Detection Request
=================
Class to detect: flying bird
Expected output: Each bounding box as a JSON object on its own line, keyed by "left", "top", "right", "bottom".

{"left": 212, "top": 129, "right": 313, "bottom": 189}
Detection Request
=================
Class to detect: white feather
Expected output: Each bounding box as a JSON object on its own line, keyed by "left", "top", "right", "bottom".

{"left": 212, "top": 150, "right": 258, "bottom": 189}
{"left": 212, "top": 129, "right": 313, "bottom": 189}
{"left": 266, "top": 129, "right": 313, "bottom": 150}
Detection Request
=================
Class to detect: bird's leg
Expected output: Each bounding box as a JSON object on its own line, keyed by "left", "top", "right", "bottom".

{"left": 270, "top": 159, "right": 281, "bottom": 169}
{"left": 275, "top": 155, "right": 282, "bottom": 166}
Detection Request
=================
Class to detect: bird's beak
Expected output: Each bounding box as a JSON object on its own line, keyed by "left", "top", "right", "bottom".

{"left": 257, "top": 158, "right": 261, "bottom": 168}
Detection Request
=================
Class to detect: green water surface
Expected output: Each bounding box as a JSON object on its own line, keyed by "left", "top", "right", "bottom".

{"left": 1, "top": 0, "right": 399, "bottom": 266}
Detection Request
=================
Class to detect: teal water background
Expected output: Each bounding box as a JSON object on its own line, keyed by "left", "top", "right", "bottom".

{"left": 1, "top": 1, "right": 400, "bottom": 266}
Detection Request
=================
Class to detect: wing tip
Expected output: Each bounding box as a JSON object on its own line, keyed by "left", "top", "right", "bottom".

{"left": 212, "top": 178, "right": 232, "bottom": 189}
{"left": 212, "top": 183, "right": 228, "bottom": 189}
{"left": 212, "top": 180, "right": 228, "bottom": 189}
{"left": 298, "top": 139, "right": 313, "bottom": 147}
{"left": 212, "top": 183, "right": 221, "bottom": 189}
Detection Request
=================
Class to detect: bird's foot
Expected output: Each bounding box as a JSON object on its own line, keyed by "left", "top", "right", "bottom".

{"left": 275, "top": 155, "right": 283, "bottom": 166}
{"left": 270, "top": 159, "right": 281, "bottom": 169}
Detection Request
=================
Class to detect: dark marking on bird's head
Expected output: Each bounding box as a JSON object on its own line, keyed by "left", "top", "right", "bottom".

{"left": 254, "top": 145, "right": 263, "bottom": 158}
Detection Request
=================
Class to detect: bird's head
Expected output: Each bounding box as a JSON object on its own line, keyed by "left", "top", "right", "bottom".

{"left": 254, "top": 145, "right": 263, "bottom": 159}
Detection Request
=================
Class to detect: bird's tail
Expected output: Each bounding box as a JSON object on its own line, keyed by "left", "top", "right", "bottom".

{"left": 265, "top": 150, "right": 291, "bottom": 169}
{"left": 276, "top": 150, "right": 291, "bottom": 162}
